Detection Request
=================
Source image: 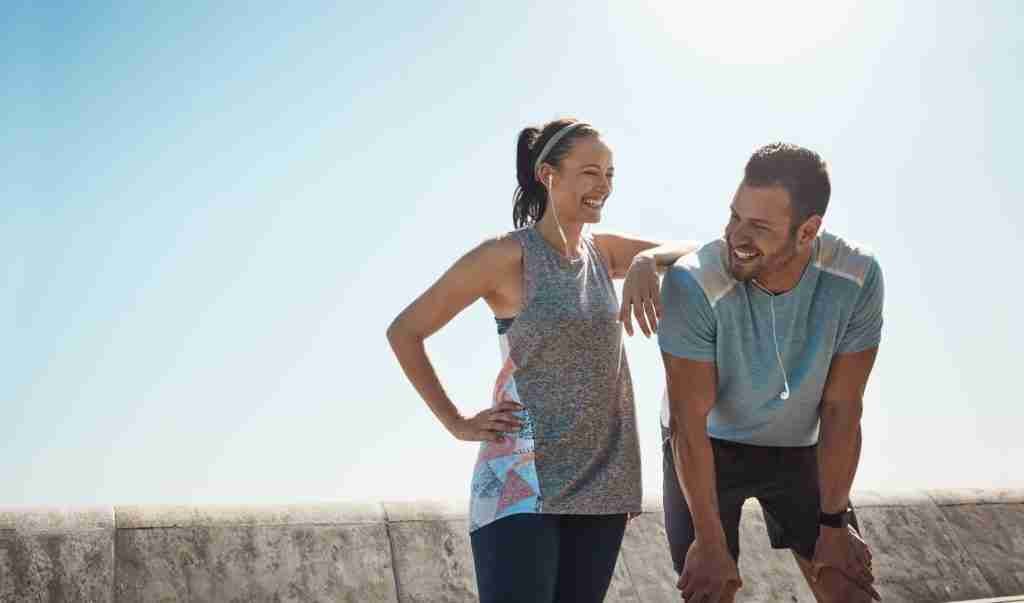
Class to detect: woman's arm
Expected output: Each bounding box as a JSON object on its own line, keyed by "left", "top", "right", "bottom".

{"left": 593, "top": 233, "right": 700, "bottom": 337}
{"left": 592, "top": 233, "right": 699, "bottom": 279}
{"left": 631, "top": 241, "right": 702, "bottom": 273}
{"left": 386, "top": 236, "right": 523, "bottom": 442}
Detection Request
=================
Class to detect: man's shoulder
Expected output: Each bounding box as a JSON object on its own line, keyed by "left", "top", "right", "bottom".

{"left": 667, "top": 239, "right": 738, "bottom": 308}
{"left": 815, "top": 231, "right": 880, "bottom": 288}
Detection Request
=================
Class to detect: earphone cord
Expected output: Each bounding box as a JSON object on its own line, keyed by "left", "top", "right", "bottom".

{"left": 547, "top": 176, "right": 572, "bottom": 260}
{"left": 767, "top": 292, "right": 792, "bottom": 400}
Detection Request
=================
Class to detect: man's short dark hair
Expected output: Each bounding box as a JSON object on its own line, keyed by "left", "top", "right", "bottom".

{"left": 743, "top": 143, "right": 830, "bottom": 226}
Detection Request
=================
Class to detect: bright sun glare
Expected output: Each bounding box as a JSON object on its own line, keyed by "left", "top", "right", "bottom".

{"left": 645, "top": 0, "right": 860, "bottom": 65}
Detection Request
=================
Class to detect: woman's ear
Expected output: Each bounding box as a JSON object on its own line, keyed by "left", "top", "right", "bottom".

{"left": 536, "top": 164, "right": 554, "bottom": 189}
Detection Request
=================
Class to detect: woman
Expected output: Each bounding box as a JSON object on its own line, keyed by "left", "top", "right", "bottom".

{"left": 386, "top": 118, "right": 695, "bottom": 602}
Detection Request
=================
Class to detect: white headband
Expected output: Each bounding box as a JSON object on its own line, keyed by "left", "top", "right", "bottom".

{"left": 533, "top": 122, "right": 585, "bottom": 174}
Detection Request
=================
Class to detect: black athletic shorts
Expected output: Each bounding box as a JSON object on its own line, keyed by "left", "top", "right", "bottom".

{"left": 661, "top": 427, "right": 860, "bottom": 570}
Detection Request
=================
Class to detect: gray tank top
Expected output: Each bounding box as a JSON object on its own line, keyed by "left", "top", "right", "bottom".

{"left": 468, "top": 226, "right": 642, "bottom": 531}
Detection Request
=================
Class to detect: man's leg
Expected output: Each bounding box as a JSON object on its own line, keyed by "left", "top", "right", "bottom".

{"left": 756, "top": 444, "right": 875, "bottom": 603}
{"left": 553, "top": 514, "right": 628, "bottom": 603}
{"left": 793, "top": 552, "right": 873, "bottom": 603}
{"left": 662, "top": 428, "right": 744, "bottom": 601}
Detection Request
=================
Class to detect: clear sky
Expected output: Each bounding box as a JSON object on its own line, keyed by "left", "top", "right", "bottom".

{"left": 4, "top": 1, "right": 1022, "bottom": 506}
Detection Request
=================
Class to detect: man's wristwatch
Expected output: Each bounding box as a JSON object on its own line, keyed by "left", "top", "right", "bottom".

{"left": 819, "top": 506, "right": 851, "bottom": 529}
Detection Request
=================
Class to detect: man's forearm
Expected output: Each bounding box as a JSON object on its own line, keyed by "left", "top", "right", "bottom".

{"left": 671, "top": 413, "right": 727, "bottom": 543}
{"left": 818, "top": 401, "right": 863, "bottom": 513}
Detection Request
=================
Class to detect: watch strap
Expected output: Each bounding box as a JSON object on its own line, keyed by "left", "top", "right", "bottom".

{"left": 819, "top": 508, "right": 850, "bottom": 528}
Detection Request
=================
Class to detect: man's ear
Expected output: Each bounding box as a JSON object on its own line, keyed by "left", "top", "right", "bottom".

{"left": 798, "top": 215, "right": 822, "bottom": 247}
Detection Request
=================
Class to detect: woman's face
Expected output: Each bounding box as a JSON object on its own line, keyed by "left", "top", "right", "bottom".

{"left": 548, "top": 136, "right": 614, "bottom": 225}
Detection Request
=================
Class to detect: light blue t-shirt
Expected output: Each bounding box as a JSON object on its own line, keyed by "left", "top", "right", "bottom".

{"left": 658, "top": 232, "right": 884, "bottom": 446}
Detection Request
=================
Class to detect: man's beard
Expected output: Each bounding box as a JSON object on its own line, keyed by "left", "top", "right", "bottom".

{"left": 727, "top": 236, "right": 799, "bottom": 282}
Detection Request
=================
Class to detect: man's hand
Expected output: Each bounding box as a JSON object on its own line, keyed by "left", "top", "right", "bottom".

{"left": 619, "top": 254, "right": 662, "bottom": 337}
{"left": 812, "top": 525, "right": 881, "bottom": 601}
{"left": 678, "top": 538, "right": 742, "bottom": 602}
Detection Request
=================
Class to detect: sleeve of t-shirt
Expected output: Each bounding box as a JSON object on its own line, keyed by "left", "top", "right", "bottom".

{"left": 657, "top": 266, "right": 716, "bottom": 361}
{"left": 837, "top": 258, "right": 884, "bottom": 354}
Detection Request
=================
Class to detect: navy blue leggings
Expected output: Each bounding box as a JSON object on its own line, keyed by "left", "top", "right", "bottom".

{"left": 469, "top": 513, "right": 628, "bottom": 603}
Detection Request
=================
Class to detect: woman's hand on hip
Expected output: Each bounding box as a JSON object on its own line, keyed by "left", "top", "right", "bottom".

{"left": 448, "top": 400, "right": 524, "bottom": 442}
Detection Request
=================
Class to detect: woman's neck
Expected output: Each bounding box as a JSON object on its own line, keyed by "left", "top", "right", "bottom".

{"left": 537, "top": 212, "right": 584, "bottom": 259}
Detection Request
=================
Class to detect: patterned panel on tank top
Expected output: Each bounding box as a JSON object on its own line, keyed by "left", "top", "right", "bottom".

{"left": 469, "top": 332, "right": 541, "bottom": 531}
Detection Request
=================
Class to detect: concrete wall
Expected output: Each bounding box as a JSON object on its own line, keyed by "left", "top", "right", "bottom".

{"left": 1, "top": 490, "right": 1021, "bottom": 602}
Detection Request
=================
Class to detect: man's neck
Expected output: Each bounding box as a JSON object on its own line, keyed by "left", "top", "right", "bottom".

{"left": 753, "top": 246, "right": 814, "bottom": 294}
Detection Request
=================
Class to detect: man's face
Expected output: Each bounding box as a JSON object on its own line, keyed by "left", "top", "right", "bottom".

{"left": 724, "top": 183, "right": 800, "bottom": 282}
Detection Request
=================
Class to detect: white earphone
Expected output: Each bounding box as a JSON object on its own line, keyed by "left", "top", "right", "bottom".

{"left": 545, "top": 174, "right": 572, "bottom": 259}
{"left": 754, "top": 278, "right": 792, "bottom": 401}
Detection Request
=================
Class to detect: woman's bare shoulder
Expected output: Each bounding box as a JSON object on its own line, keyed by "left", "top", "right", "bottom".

{"left": 471, "top": 231, "right": 523, "bottom": 268}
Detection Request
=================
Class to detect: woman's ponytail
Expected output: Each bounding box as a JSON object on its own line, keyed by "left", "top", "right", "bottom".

{"left": 513, "top": 127, "right": 543, "bottom": 229}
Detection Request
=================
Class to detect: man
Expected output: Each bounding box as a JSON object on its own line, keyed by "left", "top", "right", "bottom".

{"left": 621, "top": 143, "right": 883, "bottom": 602}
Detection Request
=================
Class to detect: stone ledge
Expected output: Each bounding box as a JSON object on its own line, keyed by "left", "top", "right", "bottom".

{"left": 851, "top": 489, "right": 935, "bottom": 508}
{"left": 5, "top": 490, "right": 1020, "bottom": 531}
{"left": 382, "top": 500, "right": 466, "bottom": 522}
{"left": 382, "top": 488, "right": 1024, "bottom": 519}
{"left": 116, "top": 501, "right": 385, "bottom": 529}
{"left": 929, "top": 488, "right": 1024, "bottom": 507}
{"left": 1, "top": 490, "right": 1020, "bottom": 603}
{"left": 0, "top": 506, "right": 114, "bottom": 533}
